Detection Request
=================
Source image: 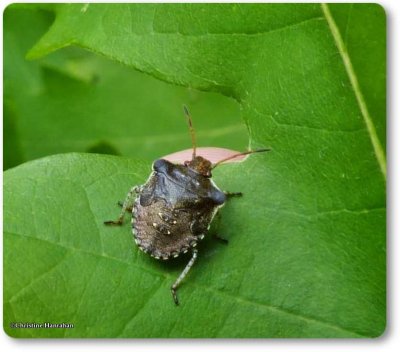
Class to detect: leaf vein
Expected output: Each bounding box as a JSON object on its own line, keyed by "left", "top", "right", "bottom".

{"left": 63, "top": 259, "right": 101, "bottom": 337}
{"left": 321, "top": 3, "right": 386, "bottom": 180}
{"left": 116, "top": 278, "right": 166, "bottom": 337}
{"left": 5, "top": 231, "right": 366, "bottom": 337}
{"left": 153, "top": 16, "right": 324, "bottom": 37}
{"left": 196, "top": 285, "right": 366, "bottom": 337}
{"left": 8, "top": 251, "right": 72, "bottom": 304}
{"left": 5, "top": 231, "right": 165, "bottom": 280}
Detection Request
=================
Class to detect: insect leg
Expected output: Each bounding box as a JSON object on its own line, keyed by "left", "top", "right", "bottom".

{"left": 208, "top": 212, "right": 228, "bottom": 243}
{"left": 117, "top": 201, "right": 133, "bottom": 212}
{"left": 212, "top": 233, "right": 229, "bottom": 244}
{"left": 224, "top": 191, "right": 243, "bottom": 198}
{"left": 171, "top": 249, "right": 198, "bottom": 305}
{"left": 104, "top": 185, "right": 140, "bottom": 226}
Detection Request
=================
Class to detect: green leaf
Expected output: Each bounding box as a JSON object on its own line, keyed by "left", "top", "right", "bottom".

{"left": 3, "top": 7, "right": 247, "bottom": 169}
{"left": 327, "top": 4, "right": 386, "bottom": 152}
{"left": 4, "top": 152, "right": 384, "bottom": 338}
{"left": 4, "top": 3, "right": 385, "bottom": 338}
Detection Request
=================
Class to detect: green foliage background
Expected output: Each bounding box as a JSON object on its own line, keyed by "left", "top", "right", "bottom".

{"left": 3, "top": 3, "right": 386, "bottom": 338}
{"left": 4, "top": 5, "right": 248, "bottom": 170}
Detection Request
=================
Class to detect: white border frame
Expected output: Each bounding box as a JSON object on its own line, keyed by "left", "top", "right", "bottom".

{"left": 1, "top": 0, "right": 397, "bottom": 351}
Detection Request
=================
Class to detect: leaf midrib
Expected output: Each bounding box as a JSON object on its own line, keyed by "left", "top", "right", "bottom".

{"left": 321, "top": 3, "right": 386, "bottom": 180}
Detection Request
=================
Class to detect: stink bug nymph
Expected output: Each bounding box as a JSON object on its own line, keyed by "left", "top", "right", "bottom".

{"left": 104, "top": 106, "right": 269, "bottom": 305}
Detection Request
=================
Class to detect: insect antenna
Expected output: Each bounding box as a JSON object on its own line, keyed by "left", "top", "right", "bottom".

{"left": 211, "top": 148, "right": 271, "bottom": 170}
{"left": 183, "top": 105, "right": 197, "bottom": 160}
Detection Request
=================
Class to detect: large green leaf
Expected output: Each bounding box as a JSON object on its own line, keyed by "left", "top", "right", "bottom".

{"left": 3, "top": 3, "right": 385, "bottom": 338}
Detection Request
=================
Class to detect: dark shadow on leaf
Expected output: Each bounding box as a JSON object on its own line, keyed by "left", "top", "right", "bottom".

{"left": 86, "top": 140, "right": 121, "bottom": 156}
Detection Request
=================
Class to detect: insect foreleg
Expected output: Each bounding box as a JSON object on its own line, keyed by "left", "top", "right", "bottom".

{"left": 104, "top": 185, "right": 140, "bottom": 226}
{"left": 224, "top": 191, "right": 243, "bottom": 198}
{"left": 117, "top": 200, "right": 133, "bottom": 212}
{"left": 212, "top": 233, "right": 229, "bottom": 244}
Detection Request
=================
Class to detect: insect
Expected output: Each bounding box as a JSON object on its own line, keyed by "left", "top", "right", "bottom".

{"left": 104, "top": 106, "right": 269, "bottom": 305}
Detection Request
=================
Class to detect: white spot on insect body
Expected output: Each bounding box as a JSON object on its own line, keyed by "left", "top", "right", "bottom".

{"left": 139, "top": 246, "right": 148, "bottom": 254}
{"left": 152, "top": 222, "right": 157, "bottom": 228}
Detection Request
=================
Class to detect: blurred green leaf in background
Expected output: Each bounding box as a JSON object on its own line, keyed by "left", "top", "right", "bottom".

{"left": 3, "top": 3, "right": 385, "bottom": 338}
{"left": 3, "top": 5, "right": 247, "bottom": 170}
